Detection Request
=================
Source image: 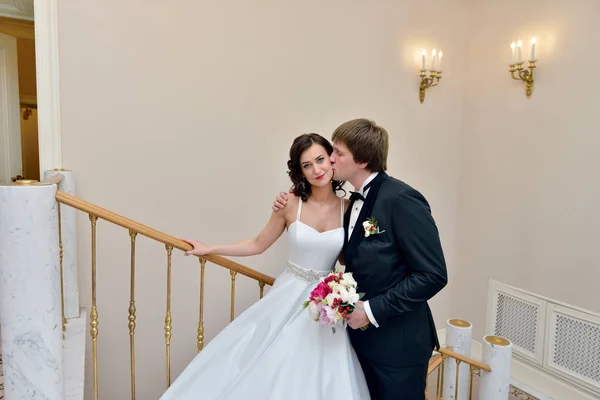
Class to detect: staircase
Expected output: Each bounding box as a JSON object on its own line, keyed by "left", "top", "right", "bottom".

{"left": 0, "top": 172, "right": 519, "bottom": 400}
{"left": 0, "top": 333, "right": 540, "bottom": 400}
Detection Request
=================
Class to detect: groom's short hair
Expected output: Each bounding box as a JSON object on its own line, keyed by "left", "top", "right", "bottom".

{"left": 332, "top": 118, "right": 389, "bottom": 172}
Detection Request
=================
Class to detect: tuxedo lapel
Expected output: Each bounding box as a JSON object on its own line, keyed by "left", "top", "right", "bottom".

{"left": 343, "top": 203, "right": 352, "bottom": 245}
{"left": 345, "top": 172, "right": 388, "bottom": 263}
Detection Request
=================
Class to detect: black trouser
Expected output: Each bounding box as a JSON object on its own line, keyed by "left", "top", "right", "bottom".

{"left": 357, "top": 353, "right": 429, "bottom": 400}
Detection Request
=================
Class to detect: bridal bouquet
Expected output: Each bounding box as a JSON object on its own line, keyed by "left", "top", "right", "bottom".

{"left": 302, "top": 270, "right": 364, "bottom": 333}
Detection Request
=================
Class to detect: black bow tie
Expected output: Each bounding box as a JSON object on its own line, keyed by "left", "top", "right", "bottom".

{"left": 349, "top": 191, "right": 366, "bottom": 202}
{"left": 349, "top": 181, "right": 373, "bottom": 203}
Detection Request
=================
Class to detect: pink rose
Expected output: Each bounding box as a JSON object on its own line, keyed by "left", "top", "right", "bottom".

{"left": 310, "top": 282, "right": 329, "bottom": 300}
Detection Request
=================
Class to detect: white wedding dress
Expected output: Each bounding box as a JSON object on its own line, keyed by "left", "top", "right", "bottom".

{"left": 161, "top": 198, "right": 370, "bottom": 399}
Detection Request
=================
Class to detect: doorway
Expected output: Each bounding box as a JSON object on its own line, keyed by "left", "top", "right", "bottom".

{"left": 0, "top": 15, "right": 39, "bottom": 183}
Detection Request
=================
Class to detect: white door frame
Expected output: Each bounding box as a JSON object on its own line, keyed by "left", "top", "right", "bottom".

{"left": 33, "top": 0, "right": 61, "bottom": 174}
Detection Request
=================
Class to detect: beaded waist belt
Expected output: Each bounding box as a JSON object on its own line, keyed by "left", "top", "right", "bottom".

{"left": 284, "top": 261, "right": 330, "bottom": 284}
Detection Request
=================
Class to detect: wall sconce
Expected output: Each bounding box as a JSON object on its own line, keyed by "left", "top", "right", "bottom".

{"left": 509, "top": 37, "right": 537, "bottom": 98}
{"left": 419, "top": 49, "right": 443, "bottom": 104}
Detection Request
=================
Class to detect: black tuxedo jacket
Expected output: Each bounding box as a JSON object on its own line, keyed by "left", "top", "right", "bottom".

{"left": 344, "top": 172, "right": 448, "bottom": 366}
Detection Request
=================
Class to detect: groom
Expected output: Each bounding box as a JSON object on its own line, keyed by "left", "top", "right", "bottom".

{"left": 273, "top": 118, "right": 448, "bottom": 399}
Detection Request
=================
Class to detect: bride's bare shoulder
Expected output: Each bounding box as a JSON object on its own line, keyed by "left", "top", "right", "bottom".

{"left": 276, "top": 192, "right": 300, "bottom": 222}
{"left": 284, "top": 192, "right": 300, "bottom": 208}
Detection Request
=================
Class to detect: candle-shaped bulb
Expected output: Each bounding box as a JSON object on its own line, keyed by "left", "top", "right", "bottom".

{"left": 517, "top": 40, "right": 523, "bottom": 62}
{"left": 431, "top": 49, "right": 437, "bottom": 70}
{"left": 421, "top": 49, "right": 427, "bottom": 70}
{"left": 438, "top": 51, "right": 443, "bottom": 71}
{"left": 530, "top": 37, "right": 536, "bottom": 60}
{"left": 510, "top": 41, "right": 516, "bottom": 64}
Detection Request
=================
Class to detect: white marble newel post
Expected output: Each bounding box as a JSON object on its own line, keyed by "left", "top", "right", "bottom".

{"left": 443, "top": 319, "right": 473, "bottom": 400}
{"left": 479, "top": 335, "right": 512, "bottom": 400}
{"left": 43, "top": 169, "right": 79, "bottom": 319}
{"left": 0, "top": 181, "right": 65, "bottom": 400}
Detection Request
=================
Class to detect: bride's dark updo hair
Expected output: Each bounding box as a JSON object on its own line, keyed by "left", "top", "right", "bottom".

{"left": 287, "top": 133, "right": 345, "bottom": 202}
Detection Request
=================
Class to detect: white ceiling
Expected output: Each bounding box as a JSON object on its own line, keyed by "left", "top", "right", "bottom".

{"left": 0, "top": 0, "right": 34, "bottom": 21}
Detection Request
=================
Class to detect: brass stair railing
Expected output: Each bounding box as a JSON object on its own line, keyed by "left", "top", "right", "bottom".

{"left": 51, "top": 183, "right": 492, "bottom": 400}
{"left": 54, "top": 190, "right": 275, "bottom": 400}
{"left": 426, "top": 347, "right": 491, "bottom": 399}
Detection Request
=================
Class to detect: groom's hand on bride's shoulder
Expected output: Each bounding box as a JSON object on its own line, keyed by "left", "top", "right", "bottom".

{"left": 271, "top": 189, "right": 293, "bottom": 212}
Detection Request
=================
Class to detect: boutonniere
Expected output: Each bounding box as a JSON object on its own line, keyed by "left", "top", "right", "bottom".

{"left": 362, "top": 217, "right": 385, "bottom": 238}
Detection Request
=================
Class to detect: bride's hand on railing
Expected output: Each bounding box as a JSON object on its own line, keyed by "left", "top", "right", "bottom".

{"left": 181, "top": 239, "right": 212, "bottom": 256}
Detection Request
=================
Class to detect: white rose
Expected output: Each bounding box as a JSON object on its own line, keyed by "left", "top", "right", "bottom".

{"left": 346, "top": 286, "right": 359, "bottom": 304}
{"left": 362, "top": 221, "right": 371, "bottom": 228}
{"left": 337, "top": 286, "right": 351, "bottom": 303}
{"left": 342, "top": 273, "right": 357, "bottom": 288}
{"left": 331, "top": 282, "right": 343, "bottom": 293}
{"left": 308, "top": 302, "right": 319, "bottom": 319}
{"left": 324, "top": 293, "right": 336, "bottom": 306}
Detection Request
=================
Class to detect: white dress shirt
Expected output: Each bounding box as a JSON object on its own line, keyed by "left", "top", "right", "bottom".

{"left": 347, "top": 172, "right": 380, "bottom": 328}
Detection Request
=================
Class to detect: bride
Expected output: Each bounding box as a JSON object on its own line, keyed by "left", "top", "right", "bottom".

{"left": 160, "top": 133, "right": 370, "bottom": 399}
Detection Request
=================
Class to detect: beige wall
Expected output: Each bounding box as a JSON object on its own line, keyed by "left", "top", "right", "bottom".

{"left": 454, "top": 0, "right": 600, "bottom": 341}
{"left": 57, "top": 0, "right": 468, "bottom": 398}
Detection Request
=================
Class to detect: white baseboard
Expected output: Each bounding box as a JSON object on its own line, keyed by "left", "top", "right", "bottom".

{"left": 436, "top": 328, "right": 599, "bottom": 400}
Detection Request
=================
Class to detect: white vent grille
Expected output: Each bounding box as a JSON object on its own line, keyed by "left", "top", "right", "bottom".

{"left": 487, "top": 281, "right": 546, "bottom": 364}
{"left": 494, "top": 292, "right": 538, "bottom": 354}
{"left": 546, "top": 305, "right": 600, "bottom": 394}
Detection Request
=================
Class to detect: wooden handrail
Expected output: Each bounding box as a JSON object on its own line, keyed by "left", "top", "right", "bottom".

{"left": 42, "top": 174, "right": 65, "bottom": 185}
{"left": 55, "top": 190, "right": 276, "bottom": 286}
{"left": 438, "top": 347, "right": 492, "bottom": 372}
{"left": 428, "top": 353, "right": 443, "bottom": 374}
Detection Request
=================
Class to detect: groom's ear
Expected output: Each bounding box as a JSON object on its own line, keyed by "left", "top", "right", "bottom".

{"left": 357, "top": 161, "right": 369, "bottom": 170}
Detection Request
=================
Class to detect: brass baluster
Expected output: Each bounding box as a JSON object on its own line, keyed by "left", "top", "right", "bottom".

{"left": 436, "top": 361, "right": 442, "bottom": 400}
{"left": 89, "top": 214, "right": 99, "bottom": 400}
{"left": 128, "top": 230, "right": 138, "bottom": 400}
{"left": 197, "top": 258, "right": 206, "bottom": 352}
{"left": 258, "top": 281, "right": 265, "bottom": 299}
{"left": 468, "top": 365, "right": 476, "bottom": 400}
{"left": 165, "top": 245, "right": 173, "bottom": 387}
{"left": 437, "top": 354, "right": 447, "bottom": 400}
{"left": 454, "top": 359, "right": 461, "bottom": 399}
{"left": 230, "top": 270, "right": 237, "bottom": 322}
{"left": 57, "top": 182, "right": 67, "bottom": 338}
